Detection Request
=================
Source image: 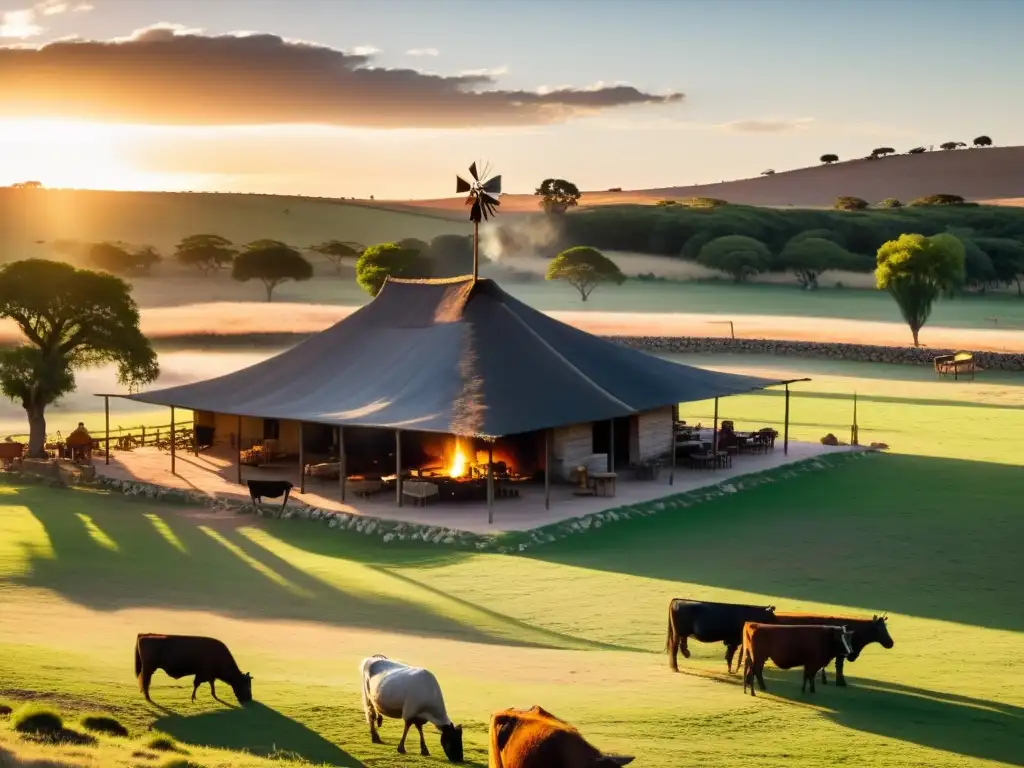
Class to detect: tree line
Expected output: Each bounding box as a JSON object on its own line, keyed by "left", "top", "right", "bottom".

{"left": 817, "top": 135, "right": 993, "bottom": 165}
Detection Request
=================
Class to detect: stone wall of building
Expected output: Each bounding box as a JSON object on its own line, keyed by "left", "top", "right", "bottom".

{"left": 551, "top": 422, "right": 594, "bottom": 481}
{"left": 636, "top": 406, "right": 673, "bottom": 460}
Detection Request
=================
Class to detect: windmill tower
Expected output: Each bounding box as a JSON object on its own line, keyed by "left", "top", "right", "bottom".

{"left": 456, "top": 161, "right": 501, "bottom": 282}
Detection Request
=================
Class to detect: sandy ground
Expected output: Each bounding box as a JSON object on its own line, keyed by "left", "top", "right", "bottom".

{"left": 15, "top": 302, "right": 1013, "bottom": 353}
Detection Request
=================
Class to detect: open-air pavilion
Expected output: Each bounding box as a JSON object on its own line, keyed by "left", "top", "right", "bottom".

{"left": 96, "top": 276, "right": 810, "bottom": 528}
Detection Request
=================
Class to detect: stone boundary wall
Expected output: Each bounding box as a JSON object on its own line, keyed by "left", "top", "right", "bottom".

{"left": 611, "top": 336, "right": 1024, "bottom": 371}
{"left": 0, "top": 450, "right": 875, "bottom": 553}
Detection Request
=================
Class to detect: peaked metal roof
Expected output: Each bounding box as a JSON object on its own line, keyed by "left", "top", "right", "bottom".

{"left": 109, "top": 276, "right": 790, "bottom": 437}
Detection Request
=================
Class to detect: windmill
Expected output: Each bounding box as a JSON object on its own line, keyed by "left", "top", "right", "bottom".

{"left": 456, "top": 161, "right": 501, "bottom": 281}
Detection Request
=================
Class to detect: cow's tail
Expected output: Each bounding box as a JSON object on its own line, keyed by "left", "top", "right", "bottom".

{"left": 488, "top": 713, "right": 505, "bottom": 768}
{"left": 134, "top": 635, "right": 143, "bottom": 691}
{"left": 665, "top": 600, "right": 689, "bottom": 671}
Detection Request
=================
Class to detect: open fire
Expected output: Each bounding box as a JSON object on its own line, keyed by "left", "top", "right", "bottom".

{"left": 447, "top": 438, "right": 469, "bottom": 478}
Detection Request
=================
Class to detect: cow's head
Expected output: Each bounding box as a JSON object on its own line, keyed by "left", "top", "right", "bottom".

{"left": 593, "top": 756, "right": 634, "bottom": 767}
{"left": 872, "top": 614, "right": 895, "bottom": 650}
{"left": 440, "top": 723, "right": 463, "bottom": 763}
{"left": 232, "top": 672, "right": 253, "bottom": 705}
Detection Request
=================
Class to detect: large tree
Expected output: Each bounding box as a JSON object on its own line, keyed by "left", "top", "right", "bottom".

{"left": 545, "top": 246, "right": 625, "bottom": 301}
{"left": 309, "top": 240, "right": 363, "bottom": 273}
{"left": 356, "top": 242, "right": 428, "bottom": 297}
{"left": 819, "top": 153, "right": 839, "bottom": 164}
{"left": 973, "top": 135, "right": 993, "bottom": 147}
{"left": 174, "top": 234, "right": 236, "bottom": 275}
{"left": 535, "top": 178, "right": 582, "bottom": 214}
{"left": 231, "top": 240, "right": 313, "bottom": 301}
{"left": 696, "top": 235, "right": 771, "bottom": 282}
{"left": 0, "top": 260, "right": 158, "bottom": 457}
{"left": 875, "top": 233, "right": 965, "bottom": 346}
{"left": 89, "top": 242, "right": 160, "bottom": 276}
{"left": 425, "top": 234, "right": 474, "bottom": 278}
{"left": 974, "top": 237, "right": 1024, "bottom": 296}
{"left": 776, "top": 236, "right": 855, "bottom": 289}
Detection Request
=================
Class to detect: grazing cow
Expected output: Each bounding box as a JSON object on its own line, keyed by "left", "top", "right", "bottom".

{"left": 774, "top": 613, "right": 894, "bottom": 686}
{"left": 665, "top": 598, "right": 777, "bottom": 673}
{"left": 488, "top": 706, "right": 633, "bottom": 768}
{"left": 741, "top": 623, "right": 854, "bottom": 696}
{"left": 135, "top": 633, "right": 253, "bottom": 704}
{"left": 360, "top": 655, "right": 463, "bottom": 763}
{"left": 246, "top": 479, "right": 294, "bottom": 516}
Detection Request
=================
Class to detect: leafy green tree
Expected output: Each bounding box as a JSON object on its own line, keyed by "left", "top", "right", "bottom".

{"left": 907, "top": 147, "right": 926, "bottom": 154}
{"left": 974, "top": 237, "right": 1024, "bottom": 296}
{"left": 0, "top": 260, "right": 158, "bottom": 457}
{"left": 535, "top": 178, "right": 582, "bottom": 214}
{"left": 356, "top": 243, "right": 428, "bottom": 297}
{"left": 909, "top": 193, "right": 965, "bottom": 207}
{"left": 878, "top": 198, "right": 903, "bottom": 208}
{"left": 820, "top": 154, "right": 839, "bottom": 164}
{"left": 875, "top": 233, "right": 965, "bottom": 346}
{"left": 939, "top": 141, "right": 966, "bottom": 150}
{"left": 545, "top": 246, "right": 625, "bottom": 301}
{"left": 776, "top": 236, "right": 855, "bottom": 289}
{"left": 425, "top": 234, "right": 474, "bottom": 278}
{"left": 870, "top": 147, "right": 896, "bottom": 158}
{"left": 231, "top": 240, "right": 313, "bottom": 301}
{"left": 89, "top": 242, "right": 160, "bottom": 276}
{"left": 696, "top": 235, "right": 771, "bottom": 282}
{"left": 309, "top": 240, "right": 363, "bottom": 273}
{"left": 973, "top": 135, "right": 993, "bottom": 148}
{"left": 833, "top": 196, "right": 869, "bottom": 211}
{"left": 175, "top": 234, "right": 236, "bottom": 275}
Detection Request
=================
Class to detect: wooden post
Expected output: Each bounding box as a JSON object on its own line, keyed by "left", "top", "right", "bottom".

{"left": 487, "top": 442, "right": 495, "bottom": 525}
{"left": 338, "top": 426, "right": 346, "bottom": 502}
{"left": 170, "top": 406, "right": 176, "bottom": 475}
{"left": 669, "top": 428, "right": 676, "bottom": 486}
{"left": 851, "top": 391, "right": 859, "bottom": 446}
{"left": 236, "top": 415, "right": 243, "bottom": 485}
{"left": 104, "top": 396, "right": 110, "bottom": 465}
{"left": 608, "top": 420, "right": 615, "bottom": 472}
{"left": 141, "top": 425, "right": 146, "bottom": 447}
{"left": 298, "top": 421, "right": 305, "bottom": 494}
{"left": 544, "top": 430, "right": 551, "bottom": 511}
{"left": 472, "top": 221, "right": 479, "bottom": 282}
{"left": 395, "top": 430, "right": 403, "bottom": 507}
{"left": 783, "top": 384, "right": 791, "bottom": 456}
{"left": 712, "top": 397, "right": 719, "bottom": 466}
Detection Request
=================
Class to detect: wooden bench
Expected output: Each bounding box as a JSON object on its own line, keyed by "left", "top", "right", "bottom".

{"left": 402, "top": 481, "right": 439, "bottom": 506}
{"left": 934, "top": 352, "right": 977, "bottom": 381}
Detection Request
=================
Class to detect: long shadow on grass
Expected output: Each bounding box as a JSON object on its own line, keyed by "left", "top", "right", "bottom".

{"left": 155, "top": 701, "right": 363, "bottom": 767}
{"left": 521, "top": 454, "right": 1024, "bottom": 633}
{"left": 754, "top": 671, "right": 1023, "bottom": 766}
{"left": 6, "top": 485, "right": 563, "bottom": 649}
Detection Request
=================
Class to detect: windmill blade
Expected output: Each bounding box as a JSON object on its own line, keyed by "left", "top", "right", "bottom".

{"left": 469, "top": 199, "right": 483, "bottom": 223}
{"left": 482, "top": 175, "right": 502, "bottom": 195}
{"left": 468, "top": 162, "right": 480, "bottom": 181}
{"left": 456, "top": 176, "right": 472, "bottom": 194}
{"left": 481, "top": 192, "right": 501, "bottom": 208}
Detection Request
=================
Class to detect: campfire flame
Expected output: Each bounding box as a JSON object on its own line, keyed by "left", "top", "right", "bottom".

{"left": 448, "top": 438, "right": 469, "bottom": 478}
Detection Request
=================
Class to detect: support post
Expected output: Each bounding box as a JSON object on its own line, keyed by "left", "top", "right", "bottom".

{"left": 298, "top": 421, "right": 305, "bottom": 494}
{"left": 236, "top": 415, "right": 243, "bottom": 485}
{"left": 487, "top": 442, "right": 495, "bottom": 525}
{"left": 608, "top": 420, "right": 615, "bottom": 472}
{"left": 338, "top": 426, "right": 346, "bottom": 503}
{"left": 712, "top": 397, "right": 719, "bottom": 468}
{"left": 851, "top": 391, "right": 859, "bottom": 446}
{"left": 472, "top": 221, "right": 479, "bottom": 282}
{"left": 104, "top": 396, "right": 110, "bottom": 465}
{"left": 544, "top": 430, "right": 551, "bottom": 511}
{"left": 170, "top": 406, "right": 176, "bottom": 475}
{"left": 669, "top": 427, "right": 676, "bottom": 486}
{"left": 783, "top": 384, "right": 791, "bottom": 456}
{"left": 395, "top": 430, "right": 403, "bottom": 507}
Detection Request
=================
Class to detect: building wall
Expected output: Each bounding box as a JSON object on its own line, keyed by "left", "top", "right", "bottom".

{"left": 636, "top": 406, "right": 673, "bottom": 461}
{"left": 206, "top": 413, "right": 301, "bottom": 454}
{"left": 551, "top": 422, "right": 594, "bottom": 481}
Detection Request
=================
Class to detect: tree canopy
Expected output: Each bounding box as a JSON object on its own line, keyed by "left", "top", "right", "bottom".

{"left": 973, "top": 237, "right": 1024, "bottom": 296}
{"left": 833, "top": 196, "right": 869, "bottom": 211}
{"left": 0, "top": 259, "right": 158, "bottom": 456}
{"left": 355, "top": 242, "right": 428, "bottom": 297}
{"left": 231, "top": 240, "right": 313, "bottom": 301}
{"left": 973, "top": 135, "right": 993, "bottom": 147}
{"left": 910, "top": 194, "right": 966, "bottom": 207}
{"left": 424, "top": 234, "right": 474, "bottom": 278}
{"left": 175, "top": 234, "right": 236, "bottom": 275}
{"left": 89, "top": 242, "right": 160, "bottom": 276}
{"left": 875, "top": 233, "right": 965, "bottom": 346}
{"left": 535, "top": 178, "right": 582, "bottom": 214}
{"left": 309, "top": 240, "right": 363, "bottom": 273}
{"left": 775, "top": 236, "right": 855, "bottom": 289}
{"left": 545, "top": 246, "right": 625, "bottom": 301}
{"left": 878, "top": 198, "right": 903, "bottom": 209}
{"left": 820, "top": 154, "right": 839, "bottom": 164}
{"left": 696, "top": 235, "right": 771, "bottom": 282}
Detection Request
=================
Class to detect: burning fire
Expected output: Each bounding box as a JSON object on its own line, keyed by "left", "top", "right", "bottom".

{"left": 448, "top": 438, "right": 469, "bottom": 478}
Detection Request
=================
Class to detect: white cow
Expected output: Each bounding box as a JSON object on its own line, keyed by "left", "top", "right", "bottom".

{"left": 360, "top": 654, "right": 464, "bottom": 763}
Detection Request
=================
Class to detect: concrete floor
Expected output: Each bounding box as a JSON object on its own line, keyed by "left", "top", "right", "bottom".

{"left": 94, "top": 440, "right": 851, "bottom": 533}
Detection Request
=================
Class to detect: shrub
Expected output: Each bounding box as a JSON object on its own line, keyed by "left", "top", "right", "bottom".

{"left": 878, "top": 198, "right": 903, "bottom": 209}
{"left": 145, "top": 733, "right": 184, "bottom": 753}
{"left": 910, "top": 194, "right": 966, "bottom": 207}
{"left": 0, "top": 702, "right": 12, "bottom": 717}
{"left": 833, "top": 196, "right": 869, "bottom": 211}
{"left": 11, "top": 705, "right": 63, "bottom": 736}
{"left": 683, "top": 197, "right": 728, "bottom": 209}
{"left": 80, "top": 714, "right": 129, "bottom": 737}
{"left": 160, "top": 760, "right": 207, "bottom": 768}
{"left": 907, "top": 147, "right": 926, "bottom": 154}
{"left": 696, "top": 235, "right": 771, "bottom": 282}
{"left": 654, "top": 199, "right": 677, "bottom": 206}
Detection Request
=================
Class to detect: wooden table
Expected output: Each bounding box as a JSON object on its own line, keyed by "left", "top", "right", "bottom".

{"left": 589, "top": 471, "right": 618, "bottom": 497}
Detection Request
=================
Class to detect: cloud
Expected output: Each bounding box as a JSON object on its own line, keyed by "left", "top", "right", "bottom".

{"left": 715, "top": 117, "right": 815, "bottom": 134}
{"left": 73, "top": 2, "right": 93, "bottom": 10}
{"left": 40, "top": 2, "right": 69, "bottom": 16}
{"left": 406, "top": 47, "right": 439, "bottom": 57}
{"left": 0, "top": 25, "right": 684, "bottom": 128}
{"left": 460, "top": 65, "right": 509, "bottom": 78}
{"left": 350, "top": 44, "right": 379, "bottom": 56}
{"left": 0, "top": 10, "right": 43, "bottom": 38}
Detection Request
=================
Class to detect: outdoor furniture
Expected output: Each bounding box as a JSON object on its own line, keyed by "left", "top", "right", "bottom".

{"left": 934, "top": 352, "right": 977, "bottom": 380}
{"left": 758, "top": 428, "right": 778, "bottom": 450}
{"left": 590, "top": 471, "right": 617, "bottom": 497}
{"left": 689, "top": 452, "right": 716, "bottom": 470}
{"left": 402, "top": 480, "right": 439, "bottom": 506}
{"left": 194, "top": 425, "right": 215, "bottom": 450}
{"left": 305, "top": 461, "right": 340, "bottom": 479}
{"left": 346, "top": 478, "right": 383, "bottom": 498}
{"left": 0, "top": 441, "right": 24, "bottom": 470}
{"left": 632, "top": 457, "right": 662, "bottom": 481}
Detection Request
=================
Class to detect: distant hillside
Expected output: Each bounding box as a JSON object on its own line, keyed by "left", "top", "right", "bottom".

{"left": 394, "top": 145, "right": 1024, "bottom": 212}
{"left": 0, "top": 189, "right": 469, "bottom": 258}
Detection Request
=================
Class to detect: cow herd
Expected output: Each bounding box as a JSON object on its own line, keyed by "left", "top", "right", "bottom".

{"left": 129, "top": 600, "right": 892, "bottom": 767}
{"left": 666, "top": 598, "right": 894, "bottom": 695}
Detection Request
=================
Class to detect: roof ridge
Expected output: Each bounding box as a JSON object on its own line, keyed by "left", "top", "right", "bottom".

{"left": 386, "top": 275, "right": 475, "bottom": 285}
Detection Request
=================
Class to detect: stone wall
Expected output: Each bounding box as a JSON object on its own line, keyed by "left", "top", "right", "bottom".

{"left": 551, "top": 422, "right": 593, "bottom": 481}
{"left": 637, "top": 406, "right": 673, "bottom": 460}
{"left": 608, "top": 336, "right": 1024, "bottom": 371}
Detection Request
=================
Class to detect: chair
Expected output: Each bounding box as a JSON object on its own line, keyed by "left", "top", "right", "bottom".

{"left": 758, "top": 428, "right": 778, "bottom": 450}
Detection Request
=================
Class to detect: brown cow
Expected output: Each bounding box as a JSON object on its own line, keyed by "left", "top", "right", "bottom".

{"left": 488, "top": 706, "right": 634, "bottom": 768}
{"left": 135, "top": 633, "right": 253, "bottom": 705}
{"left": 774, "top": 612, "right": 894, "bottom": 686}
{"left": 742, "top": 623, "right": 853, "bottom": 696}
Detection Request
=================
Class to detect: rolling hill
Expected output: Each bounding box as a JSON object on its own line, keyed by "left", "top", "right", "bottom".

{"left": 391, "top": 145, "right": 1024, "bottom": 212}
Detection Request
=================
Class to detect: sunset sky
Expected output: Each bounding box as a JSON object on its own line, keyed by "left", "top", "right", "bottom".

{"left": 2, "top": 0, "right": 1022, "bottom": 199}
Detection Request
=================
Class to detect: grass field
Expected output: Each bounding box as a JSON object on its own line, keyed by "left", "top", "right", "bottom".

{"left": 1, "top": 352, "right": 1022, "bottom": 767}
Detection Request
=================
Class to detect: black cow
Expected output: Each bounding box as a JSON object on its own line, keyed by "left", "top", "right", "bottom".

{"left": 246, "top": 480, "right": 294, "bottom": 516}
{"left": 135, "top": 633, "right": 253, "bottom": 704}
{"left": 665, "top": 598, "right": 777, "bottom": 673}
{"left": 774, "top": 613, "right": 894, "bottom": 686}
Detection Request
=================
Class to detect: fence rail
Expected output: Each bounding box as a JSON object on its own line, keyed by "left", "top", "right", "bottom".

{"left": 4, "top": 421, "right": 195, "bottom": 453}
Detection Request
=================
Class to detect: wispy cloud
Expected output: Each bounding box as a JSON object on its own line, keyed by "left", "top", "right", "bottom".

{"left": 350, "top": 44, "right": 379, "bottom": 56}
{"left": 0, "top": 0, "right": 87, "bottom": 39}
{"left": 73, "top": 2, "right": 93, "bottom": 10}
{"left": 40, "top": 2, "right": 68, "bottom": 16}
{"left": 715, "top": 117, "right": 815, "bottom": 134}
{"left": 460, "top": 65, "right": 509, "bottom": 78}
{"left": 0, "top": 26, "right": 682, "bottom": 128}
{"left": 406, "top": 47, "right": 439, "bottom": 57}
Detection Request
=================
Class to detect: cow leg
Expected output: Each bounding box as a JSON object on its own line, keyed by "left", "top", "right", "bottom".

{"left": 209, "top": 679, "right": 221, "bottom": 702}
{"left": 364, "top": 703, "right": 383, "bottom": 744}
{"left": 397, "top": 721, "right": 412, "bottom": 754}
{"left": 415, "top": 721, "right": 430, "bottom": 756}
{"left": 279, "top": 488, "right": 291, "bottom": 518}
{"left": 140, "top": 667, "right": 156, "bottom": 702}
{"left": 191, "top": 676, "right": 202, "bottom": 702}
{"left": 821, "top": 665, "right": 828, "bottom": 685}
{"left": 835, "top": 656, "right": 848, "bottom": 687}
{"left": 756, "top": 663, "right": 767, "bottom": 692}
{"left": 725, "top": 643, "right": 739, "bottom": 673}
